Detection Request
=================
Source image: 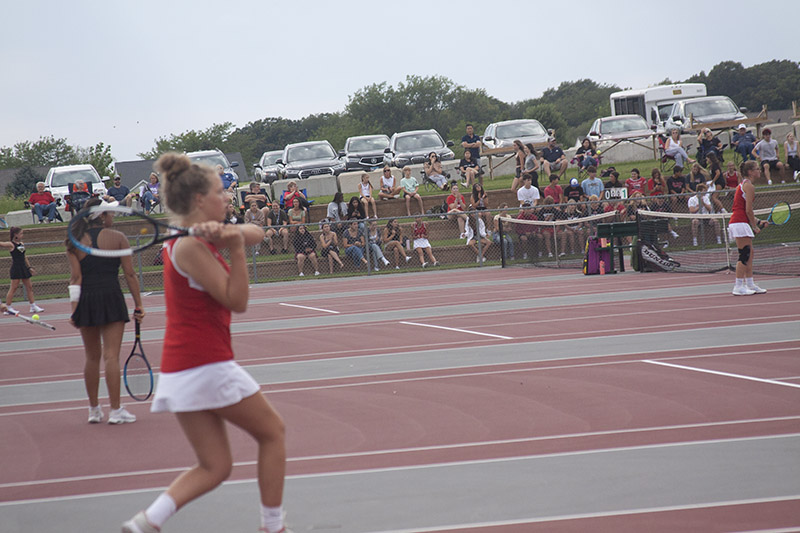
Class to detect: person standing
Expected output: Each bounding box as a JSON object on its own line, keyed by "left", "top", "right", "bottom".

{"left": 727, "top": 160, "right": 768, "bottom": 296}
{"left": 461, "top": 123, "right": 481, "bottom": 162}
{"left": 121, "top": 153, "right": 288, "bottom": 533}
{"left": 66, "top": 199, "right": 144, "bottom": 424}
{"left": 2, "top": 227, "right": 44, "bottom": 315}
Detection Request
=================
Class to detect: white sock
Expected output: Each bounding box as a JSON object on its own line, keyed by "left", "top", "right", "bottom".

{"left": 745, "top": 277, "right": 756, "bottom": 288}
{"left": 734, "top": 278, "right": 744, "bottom": 288}
{"left": 145, "top": 493, "right": 177, "bottom": 528}
{"left": 261, "top": 504, "right": 284, "bottom": 533}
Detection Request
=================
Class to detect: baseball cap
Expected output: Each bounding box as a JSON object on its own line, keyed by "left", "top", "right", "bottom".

{"left": 570, "top": 178, "right": 578, "bottom": 187}
{"left": 522, "top": 201, "right": 532, "bottom": 207}
{"left": 737, "top": 123, "right": 746, "bottom": 130}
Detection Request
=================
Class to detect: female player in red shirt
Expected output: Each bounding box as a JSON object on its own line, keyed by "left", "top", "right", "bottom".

{"left": 728, "top": 160, "right": 768, "bottom": 296}
{"left": 122, "top": 153, "right": 289, "bottom": 533}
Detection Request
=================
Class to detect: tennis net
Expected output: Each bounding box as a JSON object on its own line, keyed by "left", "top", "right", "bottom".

{"left": 637, "top": 201, "right": 800, "bottom": 276}
{"left": 498, "top": 209, "right": 618, "bottom": 269}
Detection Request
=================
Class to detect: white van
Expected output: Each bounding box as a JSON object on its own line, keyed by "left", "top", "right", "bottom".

{"left": 609, "top": 83, "right": 707, "bottom": 130}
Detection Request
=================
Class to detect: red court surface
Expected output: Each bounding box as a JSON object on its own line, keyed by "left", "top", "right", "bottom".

{"left": 1, "top": 267, "right": 799, "bottom": 532}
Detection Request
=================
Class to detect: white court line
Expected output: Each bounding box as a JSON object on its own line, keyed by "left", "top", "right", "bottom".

{"left": 278, "top": 302, "right": 339, "bottom": 314}
{"left": 3, "top": 415, "right": 799, "bottom": 490}
{"left": 400, "top": 321, "right": 513, "bottom": 340}
{"left": 644, "top": 360, "right": 800, "bottom": 390}
{"left": 3, "top": 433, "right": 799, "bottom": 507}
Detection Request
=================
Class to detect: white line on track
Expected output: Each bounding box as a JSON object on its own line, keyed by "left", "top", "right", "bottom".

{"left": 644, "top": 360, "right": 800, "bottom": 390}
{"left": 3, "top": 433, "right": 800, "bottom": 506}
{"left": 399, "top": 321, "right": 513, "bottom": 340}
{"left": 278, "top": 302, "right": 339, "bottom": 314}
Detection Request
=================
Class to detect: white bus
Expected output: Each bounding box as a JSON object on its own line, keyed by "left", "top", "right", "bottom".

{"left": 609, "top": 83, "right": 707, "bottom": 130}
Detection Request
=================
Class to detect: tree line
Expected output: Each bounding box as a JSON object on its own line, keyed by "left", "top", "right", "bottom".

{"left": 2, "top": 60, "right": 798, "bottom": 196}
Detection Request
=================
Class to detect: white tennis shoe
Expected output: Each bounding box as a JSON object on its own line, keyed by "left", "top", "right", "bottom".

{"left": 121, "top": 511, "right": 159, "bottom": 533}
{"left": 88, "top": 406, "right": 104, "bottom": 424}
{"left": 30, "top": 303, "right": 44, "bottom": 313}
{"left": 108, "top": 407, "right": 136, "bottom": 424}
{"left": 732, "top": 286, "right": 756, "bottom": 296}
{"left": 747, "top": 284, "right": 767, "bottom": 294}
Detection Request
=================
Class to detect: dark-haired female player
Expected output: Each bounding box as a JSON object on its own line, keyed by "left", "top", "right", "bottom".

{"left": 122, "top": 153, "right": 289, "bottom": 533}
{"left": 66, "top": 198, "right": 144, "bottom": 424}
{"left": 728, "top": 160, "right": 768, "bottom": 295}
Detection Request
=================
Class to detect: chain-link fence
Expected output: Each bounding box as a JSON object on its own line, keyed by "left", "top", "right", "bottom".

{"left": 2, "top": 184, "right": 798, "bottom": 301}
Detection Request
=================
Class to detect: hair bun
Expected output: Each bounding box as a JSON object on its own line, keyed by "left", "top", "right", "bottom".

{"left": 156, "top": 153, "right": 191, "bottom": 181}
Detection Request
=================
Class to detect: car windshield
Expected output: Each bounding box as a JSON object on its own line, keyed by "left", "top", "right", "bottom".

{"left": 657, "top": 104, "right": 674, "bottom": 122}
{"left": 50, "top": 169, "right": 101, "bottom": 188}
{"left": 349, "top": 137, "right": 389, "bottom": 152}
{"left": 496, "top": 121, "right": 546, "bottom": 139}
{"left": 261, "top": 153, "right": 282, "bottom": 166}
{"left": 286, "top": 143, "right": 336, "bottom": 162}
{"left": 395, "top": 133, "right": 443, "bottom": 152}
{"left": 685, "top": 99, "right": 737, "bottom": 117}
{"left": 602, "top": 117, "right": 648, "bottom": 134}
{"left": 189, "top": 153, "right": 229, "bottom": 169}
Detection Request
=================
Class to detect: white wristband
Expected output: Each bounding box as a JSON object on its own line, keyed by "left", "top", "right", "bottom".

{"left": 68, "top": 285, "right": 81, "bottom": 302}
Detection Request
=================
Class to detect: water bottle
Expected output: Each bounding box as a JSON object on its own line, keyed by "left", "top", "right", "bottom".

{"left": 599, "top": 260, "right": 606, "bottom": 275}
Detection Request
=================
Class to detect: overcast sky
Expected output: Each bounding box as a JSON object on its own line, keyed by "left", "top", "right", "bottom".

{"left": 2, "top": 0, "right": 796, "bottom": 162}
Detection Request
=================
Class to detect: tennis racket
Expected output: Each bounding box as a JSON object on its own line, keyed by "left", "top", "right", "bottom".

{"left": 765, "top": 201, "right": 791, "bottom": 226}
{"left": 123, "top": 320, "right": 153, "bottom": 401}
{"left": 67, "top": 205, "right": 195, "bottom": 257}
{"left": 4, "top": 309, "right": 56, "bottom": 330}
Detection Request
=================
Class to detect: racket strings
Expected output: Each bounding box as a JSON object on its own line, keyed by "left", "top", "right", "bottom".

{"left": 124, "top": 353, "right": 153, "bottom": 401}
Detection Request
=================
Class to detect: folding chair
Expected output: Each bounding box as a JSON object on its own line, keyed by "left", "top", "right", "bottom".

{"left": 66, "top": 183, "right": 94, "bottom": 218}
{"left": 240, "top": 188, "right": 272, "bottom": 215}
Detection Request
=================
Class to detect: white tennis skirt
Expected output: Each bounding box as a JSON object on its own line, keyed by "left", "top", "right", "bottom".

{"left": 151, "top": 361, "right": 261, "bottom": 413}
{"left": 413, "top": 238, "right": 431, "bottom": 249}
{"left": 728, "top": 222, "right": 754, "bottom": 239}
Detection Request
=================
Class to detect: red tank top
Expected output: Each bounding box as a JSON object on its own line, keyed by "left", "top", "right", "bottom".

{"left": 729, "top": 180, "right": 749, "bottom": 224}
{"left": 160, "top": 239, "right": 234, "bottom": 373}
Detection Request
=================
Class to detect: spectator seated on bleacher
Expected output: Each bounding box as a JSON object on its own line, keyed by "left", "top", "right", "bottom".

{"left": 446, "top": 183, "right": 469, "bottom": 238}
{"left": 326, "top": 192, "right": 348, "bottom": 232}
{"left": 216, "top": 164, "right": 238, "bottom": 199}
{"left": 292, "top": 224, "right": 320, "bottom": 277}
{"left": 382, "top": 218, "right": 411, "bottom": 267}
{"left": 563, "top": 178, "right": 583, "bottom": 203}
{"left": 543, "top": 174, "right": 564, "bottom": 204}
{"left": 580, "top": 166, "right": 604, "bottom": 199}
{"left": 243, "top": 182, "right": 270, "bottom": 211}
{"left": 378, "top": 166, "right": 402, "bottom": 200}
{"left": 343, "top": 220, "right": 368, "bottom": 267}
{"left": 345, "top": 196, "right": 367, "bottom": 227}
{"left": 424, "top": 152, "right": 449, "bottom": 191}
{"left": 458, "top": 150, "right": 482, "bottom": 188}
{"left": 688, "top": 183, "right": 722, "bottom": 246}
{"left": 752, "top": 128, "right": 784, "bottom": 185}
{"left": 663, "top": 128, "right": 694, "bottom": 169}
{"left": 465, "top": 213, "right": 492, "bottom": 263}
{"left": 696, "top": 128, "right": 725, "bottom": 167}
{"left": 225, "top": 202, "right": 242, "bottom": 224}
{"left": 412, "top": 216, "right": 437, "bottom": 267}
{"left": 281, "top": 181, "right": 309, "bottom": 210}
{"left": 400, "top": 166, "right": 425, "bottom": 216}
{"left": 244, "top": 201, "right": 266, "bottom": 227}
{"left": 319, "top": 221, "right": 344, "bottom": 273}
{"left": 287, "top": 196, "right": 308, "bottom": 225}
{"left": 366, "top": 220, "right": 391, "bottom": 271}
{"left": 68, "top": 180, "right": 93, "bottom": 213}
{"left": 575, "top": 138, "right": 599, "bottom": 169}
{"left": 540, "top": 136, "right": 568, "bottom": 179}
{"left": 28, "top": 181, "right": 59, "bottom": 223}
{"left": 686, "top": 163, "right": 709, "bottom": 192}
{"left": 265, "top": 202, "right": 290, "bottom": 254}
{"left": 492, "top": 204, "right": 515, "bottom": 260}
{"left": 516, "top": 173, "right": 540, "bottom": 207}
{"left": 104, "top": 176, "right": 134, "bottom": 207}
{"left": 732, "top": 124, "right": 756, "bottom": 162}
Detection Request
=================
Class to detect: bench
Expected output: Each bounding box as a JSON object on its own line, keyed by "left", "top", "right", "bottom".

{"left": 595, "top": 221, "right": 638, "bottom": 273}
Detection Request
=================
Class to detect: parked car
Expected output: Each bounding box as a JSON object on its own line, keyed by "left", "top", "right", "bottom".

{"left": 277, "top": 140, "right": 346, "bottom": 180}
{"left": 383, "top": 129, "right": 454, "bottom": 168}
{"left": 253, "top": 150, "right": 284, "bottom": 183}
{"left": 663, "top": 95, "right": 747, "bottom": 133}
{"left": 44, "top": 164, "right": 109, "bottom": 206}
{"left": 343, "top": 134, "right": 390, "bottom": 171}
{"left": 587, "top": 114, "right": 654, "bottom": 143}
{"left": 186, "top": 149, "right": 241, "bottom": 180}
{"left": 482, "top": 119, "right": 548, "bottom": 150}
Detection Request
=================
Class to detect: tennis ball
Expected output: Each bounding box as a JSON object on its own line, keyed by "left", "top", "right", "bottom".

{"left": 31, "top": 314, "right": 39, "bottom": 321}
{"left": 140, "top": 228, "right": 148, "bottom": 235}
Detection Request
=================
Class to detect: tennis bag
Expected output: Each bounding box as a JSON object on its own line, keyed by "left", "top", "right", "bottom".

{"left": 636, "top": 240, "right": 680, "bottom": 272}
{"left": 583, "top": 237, "right": 611, "bottom": 275}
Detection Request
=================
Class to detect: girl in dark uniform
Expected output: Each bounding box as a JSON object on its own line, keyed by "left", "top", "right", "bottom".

{"left": 1, "top": 227, "right": 44, "bottom": 315}
{"left": 66, "top": 199, "right": 145, "bottom": 424}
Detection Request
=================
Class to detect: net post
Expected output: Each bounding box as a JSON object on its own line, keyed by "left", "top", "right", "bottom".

{"left": 553, "top": 221, "right": 560, "bottom": 267}
{"left": 499, "top": 215, "right": 506, "bottom": 268}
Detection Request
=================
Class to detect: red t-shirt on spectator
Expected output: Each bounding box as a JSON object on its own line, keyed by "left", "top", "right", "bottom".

{"left": 446, "top": 194, "right": 466, "bottom": 211}
{"left": 725, "top": 171, "right": 740, "bottom": 189}
{"left": 544, "top": 184, "right": 562, "bottom": 202}
{"left": 28, "top": 191, "right": 55, "bottom": 205}
{"left": 626, "top": 177, "right": 646, "bottom": 195}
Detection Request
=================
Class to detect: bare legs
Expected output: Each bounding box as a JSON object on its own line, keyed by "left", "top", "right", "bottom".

{"left": 80, "top": 321, "right": 125, "bottom": 410}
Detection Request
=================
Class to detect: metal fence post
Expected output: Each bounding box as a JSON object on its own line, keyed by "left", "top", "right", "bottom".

{"left": 251, "top": 246, "right": 258, "bottom": 283}
{"left": 476, "top": 214, "right": 483, "bottom": 266}
{"left": 498, "top": 217, "right": 506, "bottom": 268}
{"left": 136, "top": 236, "right": 144, "bottom": 290}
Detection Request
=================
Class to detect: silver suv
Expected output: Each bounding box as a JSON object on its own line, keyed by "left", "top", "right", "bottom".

{"left": 383, "top": 129, "right": 454, "bottom": 168}
{"left": 482, "top": 119, "right": 548, "bottom": 150}
{"left": 663, "top": 95, "right": 746, "bottom": 133}
{"left": 277, "top": 141, "right": 346, "bottom": 180}
{"left": 253, "top": 150, "right": 283, "bottom": 183}
{"left": 186, "top": 149, "right": 241, "bottom": 180}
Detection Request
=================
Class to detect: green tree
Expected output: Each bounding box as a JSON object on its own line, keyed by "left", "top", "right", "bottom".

{"left": 523, "top": 103, "right": 568, "bottom": 145}
{"left": 138, "top": 122, "right": 234, "bottom": 159}
{"left": 0, "top": 136, "right": 77, "bottom": 169}
{"left": 7, "top": 165, "right": 45, "bottom": 197}
{"left": 77, "top": 142, "right": 114, "bottom": 177}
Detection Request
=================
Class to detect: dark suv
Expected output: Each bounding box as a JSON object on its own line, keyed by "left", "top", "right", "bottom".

{"left": 383, "top": 129, "right": 454, "bottom": 168}
{"left": 343, "top": 134, "right": 390, "bottom": 171}
{"left": 278, "top": 141, "right": 346, "bottom": 180}
{"left": 253, "top": 150, "right": 283, "bottom": 183}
